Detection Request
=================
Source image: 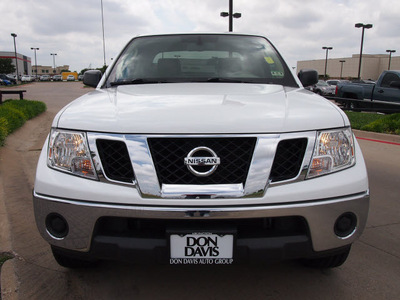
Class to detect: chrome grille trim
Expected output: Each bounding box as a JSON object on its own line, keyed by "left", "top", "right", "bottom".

{"left": 87, "top": 132, "right": 317, "bottom": 198}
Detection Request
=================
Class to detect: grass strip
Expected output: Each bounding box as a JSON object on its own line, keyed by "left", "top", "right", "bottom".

{"left": 346, "top": 112, "right": 400, "bottom": 135}
{"left": 0, "top": 99, "right": 46, "bottom": 146}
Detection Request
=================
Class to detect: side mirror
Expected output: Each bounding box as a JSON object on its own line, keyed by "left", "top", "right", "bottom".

{"left": 298, "top": 69, "right": 318, "bottom": 87}
{"left": 83, "top": 70, "right": 102, "bottom": 87}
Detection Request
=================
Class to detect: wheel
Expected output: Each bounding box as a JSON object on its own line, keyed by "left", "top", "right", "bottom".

{"left": 51, "top": 246, "right": 98, "bottom": 268}
{"left": 302, "top": 246, "right": 351, "bottom": 268}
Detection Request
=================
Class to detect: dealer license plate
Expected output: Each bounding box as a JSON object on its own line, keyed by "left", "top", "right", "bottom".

{"left": 170, "top": 232, "right": 234, "bottom": 265}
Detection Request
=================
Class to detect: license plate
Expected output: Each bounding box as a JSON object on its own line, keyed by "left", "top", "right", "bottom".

{"left": 170, "top": 232, "right": 234, "bottom": 265}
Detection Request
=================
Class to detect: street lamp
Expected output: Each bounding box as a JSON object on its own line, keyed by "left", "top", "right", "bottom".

{"left": 355, "top": 23, "right": 373, "bottom": 80}
{"left": 101, "top": 0, "right": 106, "bottom": 66}
{"left": 322, "top": 46, "right": 333, "bottom": 80}
{"left": 50, "top": 53, "right": 57, "bottom": 73}
{"left": 339, "top": 60, "right": 346, "bottom": 79}
{"left": 220, "top": 0, "right": 241, "bottom": 32}
{"left": 10, "top": 33, "right": 19, "bottom": 82}
{"left": 386, "top": 50, "right": 396, "bottom": 70}
{"left": 31, "top": 47, "right": 39, "bottom": 78}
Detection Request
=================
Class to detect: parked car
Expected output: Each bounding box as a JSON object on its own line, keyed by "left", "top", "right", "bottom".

{"left": 0, "top": 74, "right": 16, "bottom": 84}
{"left": 33, "top": 33, "right": 369, "bottom": 269}
{"left": 78, "top": 75, "right": 84, "bottom": 81}
{"left": 0, "top": 78, "right": 11, "bottom": 85}
{"left": 336, "top": 71, "right": 400, "bottom": 110}
{"left": 40, "top": 75, "right": 51, "bottom": 81}
{"left": 53, "top": 75, "right": 62, "bottom": 81}
{"left": 326, "top": 79, "right": 350, "bottom": 87}
{"left": 351, "top": 79, "right": 375, "bottom": 84}
{"left": 67, "top": 75, "right": 76, "bottom": 81}
{"left": 21, "top": 75, "right": 35, "bottom": 82}
{"left": 312, "top": 80, "right": 336, "bottom": 96}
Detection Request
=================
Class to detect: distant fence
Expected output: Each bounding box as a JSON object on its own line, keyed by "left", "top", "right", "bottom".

{"left": 325, "top": 96, "right": 400, "bottom": 114}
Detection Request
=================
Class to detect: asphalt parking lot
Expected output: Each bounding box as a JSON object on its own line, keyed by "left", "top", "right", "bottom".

{"left": 1, "top": 82, "right": 400, "bottom": 299}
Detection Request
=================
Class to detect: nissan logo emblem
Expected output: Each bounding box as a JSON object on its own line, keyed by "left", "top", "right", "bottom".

{"left": 184, "top": 146, "right": 220, "bottom": 177}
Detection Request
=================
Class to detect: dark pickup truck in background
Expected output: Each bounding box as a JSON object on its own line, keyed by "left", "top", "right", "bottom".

{"left": 336, "top": 70, "right": 400, "bottom": 112}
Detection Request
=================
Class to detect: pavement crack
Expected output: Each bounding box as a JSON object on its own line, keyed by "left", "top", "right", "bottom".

{"left": 366, "top": 221, "right": 400, "bottom": 229}
{"left": 358, "top": 240, "right": 400, "bottom": 260}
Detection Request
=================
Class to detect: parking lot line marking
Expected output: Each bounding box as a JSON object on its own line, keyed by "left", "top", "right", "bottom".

{"left": 357, "top": 137, "right": 400, "bottom": 146}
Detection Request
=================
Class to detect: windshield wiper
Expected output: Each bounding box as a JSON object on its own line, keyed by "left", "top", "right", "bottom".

{"left": 206, "top": 77, "right": 250, "bottom": 83}
{"left": 110, "top": 79, "right": 165, "bottom": 86}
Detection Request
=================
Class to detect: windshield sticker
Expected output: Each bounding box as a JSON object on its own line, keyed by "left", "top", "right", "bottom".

{"left": 264, "top": 57, "right": 275, "bottom": 64}
{"left": 271, "top": 71, "right": 284, "bottom": 77}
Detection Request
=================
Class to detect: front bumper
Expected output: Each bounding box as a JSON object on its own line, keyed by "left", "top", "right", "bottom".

{"left": 33, "top": 190, "right": 369, "bottom": 263}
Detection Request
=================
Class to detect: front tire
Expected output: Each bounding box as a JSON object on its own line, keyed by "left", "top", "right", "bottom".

{"left": 302, "top": 246, "right": 351, "bottom": 268}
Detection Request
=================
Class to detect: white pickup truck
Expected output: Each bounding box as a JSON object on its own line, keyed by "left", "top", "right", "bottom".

{"left": 33, "top": 33, "right": 369, "bottom": 268}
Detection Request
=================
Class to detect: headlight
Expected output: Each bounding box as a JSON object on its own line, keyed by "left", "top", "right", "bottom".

{"left": 48, "top": 129, "right": 98, "bottom": 180}
{"left": 307, "top": 127, "right": 355, "bottom": 178}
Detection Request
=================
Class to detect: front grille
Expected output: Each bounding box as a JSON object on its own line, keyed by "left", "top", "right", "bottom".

{"left": 147, "top": 137, "right": 257, "bottom": 185}
{"left": 270, "top": 138, "right": 308, "bottom": 182}
{"left": 96, "top": 139, "right": 135, "bottom": 183}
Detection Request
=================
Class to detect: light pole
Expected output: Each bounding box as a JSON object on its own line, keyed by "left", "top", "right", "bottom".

{"left": 101, "top": 0, "right": 106, "bottom": 67}
{"left": 11, "top": 33, "right": 19, "bottom": 82}
{"left": 355, "top": 23, "right": 373, "bottom": 80}
{"left": 31, "top": 47, "right": 39, "bottom": 78}
{"left": 220, "top": 0, "right": 241, "bottom": 32}
{"left": 322, "top": 46, "right": 333, "bottom": 80}
{"left": 50, "top": 53, "right": 57, "bottom": 73}
{"left": 386, "top": 50, "right": 396, "bottom": 70}
{"left": 339, "top": 60, "right": 346, "bottom": 79}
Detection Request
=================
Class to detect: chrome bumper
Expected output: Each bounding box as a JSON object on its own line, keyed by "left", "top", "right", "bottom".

{"left": 33, "top": 190, "right": 369, "bottom": 253}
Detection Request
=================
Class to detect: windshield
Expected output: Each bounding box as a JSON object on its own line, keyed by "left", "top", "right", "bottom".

{"left": 105, "top": 34, "right": 298, "bottom": 87}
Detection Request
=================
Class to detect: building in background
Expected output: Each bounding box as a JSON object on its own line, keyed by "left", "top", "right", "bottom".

{"left": 31, "top": 65, "right": 70, "bottom": 76}
{"left": 0, "top": 51, "right": 32, "bottom": 77}
{"left": 297, "top": 54, "right": 400, "bottom": 81}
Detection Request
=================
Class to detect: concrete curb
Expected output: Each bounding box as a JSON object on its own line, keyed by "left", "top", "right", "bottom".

{"left": 353, "top": 129, "right": 400, "bottom": 144}
{"left": 0, "top": 160, "right": 17, "bottom": 300}
{"left": 0, "top": 259, "right": 18, "bottom": 300}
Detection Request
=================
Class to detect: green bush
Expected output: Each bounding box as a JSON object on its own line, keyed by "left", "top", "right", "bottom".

{"left": 0, "top": 99, "right": 47, "bottom": 146}
{"left": 361, "top": 113, "right": 400, "bottom": 135}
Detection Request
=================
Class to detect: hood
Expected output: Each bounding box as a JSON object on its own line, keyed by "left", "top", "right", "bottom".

{"left": 55, "top": 83, "right": 347, "bottom": 134}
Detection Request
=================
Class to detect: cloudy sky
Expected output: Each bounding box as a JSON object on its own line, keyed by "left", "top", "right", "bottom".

{"left": 1, "top": 0, "right": 399, "bottom": 73}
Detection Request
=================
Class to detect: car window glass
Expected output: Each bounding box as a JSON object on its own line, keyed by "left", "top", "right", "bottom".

{"left": 381, "top": 73, "right": 400, "bottom": 88}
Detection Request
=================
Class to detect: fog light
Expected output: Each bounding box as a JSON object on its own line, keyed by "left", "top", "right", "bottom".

{"left": 46, "top": 213, "right": 69, "bottom": 239}
{"left": 334, "top": 212, "right": 357, "bottom": 238}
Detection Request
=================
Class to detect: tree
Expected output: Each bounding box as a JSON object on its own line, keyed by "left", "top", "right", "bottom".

{"left": 79, "top": 68, "right": 89, "bottom": 75}
{"left": 0, "top": 58, "right": 16, "bottom": 74}
{"left": 79, "top": 66, "right": 107, "bottom": 76}
{"left": 97, "top": 65, "right": 108, "bottom": 74}
{"left": 61, "top": 69, "right": 71, "bottom": 73}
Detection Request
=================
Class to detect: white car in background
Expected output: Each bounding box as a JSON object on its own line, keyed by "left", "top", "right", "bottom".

{"left": 67, "top": 75, "right": 76, "bottom": 81}
{"left": 21, "top": 75, "right": 35, "bottom": 82}
{"left": 40, "top": 75, "right": 51, "bottom": 81}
